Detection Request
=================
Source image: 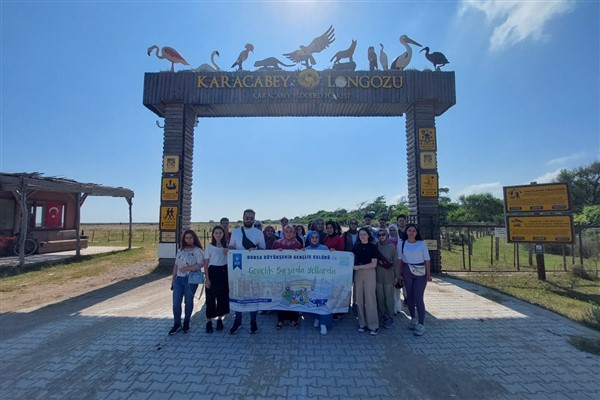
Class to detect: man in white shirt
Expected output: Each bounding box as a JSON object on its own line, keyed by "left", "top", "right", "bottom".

{"left": 228, "top": 209, "right": 265, "bottom": 334}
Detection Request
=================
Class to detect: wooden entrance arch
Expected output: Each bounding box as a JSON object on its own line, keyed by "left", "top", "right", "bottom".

{"left": 143, "top": 69, "right": 455, "bottom": 271}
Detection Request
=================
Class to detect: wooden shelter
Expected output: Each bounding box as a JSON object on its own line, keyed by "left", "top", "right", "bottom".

{"left": 0, "top": 172, "right": 134, "bottom": 267}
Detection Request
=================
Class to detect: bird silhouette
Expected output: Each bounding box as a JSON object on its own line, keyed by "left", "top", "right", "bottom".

{"left": 390, "top": 35, "right": 422, "bottom": 71}
{"left": 283, "top": 26, "right": 335, "bottom": 68}
{"left": 420, "top": 47, "right": 450, "bottom": 71}
{"left": 379, "top": 43, "right": 389, "bottom": 70}
{"left": 368, "top": 46, "right": 378, "bottom": 71}
{"left": 194, "top": 50, "right": 221, "bottom": 72}
{"left": 231, "top": 43, "right": 254, "bottom": 70}
{"left": 147, "top": 45, "right": 189, "bottom": 72}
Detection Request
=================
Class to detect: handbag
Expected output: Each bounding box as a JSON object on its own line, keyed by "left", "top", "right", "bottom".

{"left": 188, "top": 264, "right": 204, "bottom": 285}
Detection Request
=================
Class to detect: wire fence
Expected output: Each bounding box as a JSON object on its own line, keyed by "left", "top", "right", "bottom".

{"left": 440, "top": 224, "right": 600, "bottom": 273}
{"left": 82, "top": 223, "right": 600, "bottom": 274}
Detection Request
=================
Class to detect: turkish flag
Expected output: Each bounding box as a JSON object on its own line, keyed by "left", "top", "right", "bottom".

{"left": 45, "top": 202, "right": 63, "bottom": 228}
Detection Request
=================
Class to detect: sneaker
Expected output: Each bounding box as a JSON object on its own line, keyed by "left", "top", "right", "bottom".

{"left": 320, "top": 325, "right": 327, "bottom": 335}
{"left": 250, "top": 321, "right": 258, "bottom": 334}
{"left": 369, "top": 329, "right": 379, "bottom": 336}
{"left": 409, "top": 319, "right": 417, "bottom": 330}
{"left": 384, "top": 318, "right": 394, "bottom": 329}
{"left": 168, "top": 324, "right": 181, "bottom": 335}
{"left": 313, "top": 319, "right": 320, "bottom": 328}
{"left": 216, "top": 319, "right": 224, "bottom": 331}
{"left": 229, "top": 321, "right": 241, "bottom": 335}
{"left": 414, "top": 324, "right": 425, "bottom": 336}
{"left": 182, "top": 321, "right": 190, "bottom": 333}
{"left": 206, "top": 321, "right": 213, "bottom": 334}
{"left": 358, "top": 326, "right": 366, "bottom": 333}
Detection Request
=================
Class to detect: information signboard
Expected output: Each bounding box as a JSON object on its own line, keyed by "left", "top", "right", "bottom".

{"left": 506, "top": 215, "right": 573, "bottom": 243}
{"left": 504, "top": 183, "right": 570, "bottom": 212}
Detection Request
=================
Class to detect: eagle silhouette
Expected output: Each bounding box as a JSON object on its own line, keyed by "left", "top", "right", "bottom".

{"left": 283, "top": 26, "right": 335, "bottom": 69}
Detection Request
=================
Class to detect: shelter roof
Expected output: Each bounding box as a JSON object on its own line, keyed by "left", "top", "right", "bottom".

{"left": 0, "top": 172, "right": 134, "bottom": 198}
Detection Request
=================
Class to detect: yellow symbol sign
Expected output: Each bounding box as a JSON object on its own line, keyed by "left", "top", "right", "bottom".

{"left": 507, "top": 215, "right": 573, "bottom": 243}
{"left": 420, "top": 151, "right": 437, "bottom": 169}
{"left": 160, "top": 206, "right": 178, "bottom": 230}
{"left": 419, "top": 128, "right": 436, "bottom": 151}
{"left": 163, "top": 155, "right": 179, "bottom": 173}
{"left": 161, "top": 177, "right": 179, "bottom": 201}
{"left": 503, "top": 183, "right": 570, "bottom": 212}
{"left": 421, "top": 174, "right": 438, "bottom": 197}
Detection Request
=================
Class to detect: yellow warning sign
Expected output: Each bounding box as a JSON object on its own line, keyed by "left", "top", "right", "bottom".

{"left": 419, "top": 128, "right": 436, "bottom": 151}
{"left": 421, "top": 174, "right": 438, "bottom": 197}
{"left": 161, "top": 177, "right": 179, "bottom": 201}
{"left": 160, "top": 206, "right": 178, "bottom": 230}
{"left": 504, "top": 183, "right": 570, "bottom": 212}
{"left": 507, "top": 215, "right": 573, "bottom": 243}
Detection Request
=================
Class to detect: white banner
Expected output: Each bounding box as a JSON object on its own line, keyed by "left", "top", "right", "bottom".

{"left": 227, "top": 250, "right": 354, "bottom": 314}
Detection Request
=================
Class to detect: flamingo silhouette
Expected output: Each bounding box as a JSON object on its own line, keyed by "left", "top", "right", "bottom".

{"left": 147, "top": 45, "right": 189, "bottom": 72}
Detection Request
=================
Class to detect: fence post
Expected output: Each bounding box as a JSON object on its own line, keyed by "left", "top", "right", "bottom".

{"left": 495, "top": 236, "right": 500, "bottom": 262}
{"left": 578, "top": 225, "right": 584, "bottom": 266}
{"left": 490, "top": 234, "right": 493, "bottom": 266}
{"left": 108, "top": 230, "right": 110, "bottom": 242}
{"left": 461, "top": 233, "right": 466, "bottom": 270}
{"left": 467, "top": 227, "right": 472, "bottom": 271}
{"left": 91, "top": 230, "right": 95, "bottom": 243}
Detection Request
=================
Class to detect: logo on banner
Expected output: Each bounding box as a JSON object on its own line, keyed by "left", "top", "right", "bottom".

{"left": 233, "top": 253, "right": 243, "bottom": 270}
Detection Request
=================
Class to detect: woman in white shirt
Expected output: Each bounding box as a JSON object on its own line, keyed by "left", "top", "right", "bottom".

{"left": 398, "top": 224, "right": 431, "bottom": 336}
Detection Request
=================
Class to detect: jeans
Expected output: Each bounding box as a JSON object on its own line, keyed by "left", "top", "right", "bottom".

{"left": 401, "top": 265, "right": 427, "bottom": 325}
{"left": 173, "top": 276, "right": 197, "bottom": 325}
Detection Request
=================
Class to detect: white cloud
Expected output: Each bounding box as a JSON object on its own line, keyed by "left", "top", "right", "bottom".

{"left": 532, "top": 168, "right": 562, "bottom": 183}
{"left": 545, "top": 152, "right": 585, "bottom": 166}
{"left": 460, "top": 0, "right": 575, "bottom": 51}
{"left": 458, "top": 181, "right": 503, "bottom": 198}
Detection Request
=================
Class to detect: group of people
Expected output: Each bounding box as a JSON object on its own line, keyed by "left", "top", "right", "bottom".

{"left": 169, "top": 210, "right": 432, "bottom": 337}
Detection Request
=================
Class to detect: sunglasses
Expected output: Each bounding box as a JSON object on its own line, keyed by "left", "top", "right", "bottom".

{"left": 378, "top": 232, "right": 387, "bottom": 236}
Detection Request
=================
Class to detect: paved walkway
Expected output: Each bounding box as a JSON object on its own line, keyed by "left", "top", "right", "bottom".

{"left": 0, "top": 246, "right": 130, "bottom": 267}
{"left": 1, "top": 276, "right": 598, "bottom": 399}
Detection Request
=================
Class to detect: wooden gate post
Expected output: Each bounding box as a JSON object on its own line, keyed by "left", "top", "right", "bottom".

{"left": 405, "top": 101, "right": 441, "bottom": 273}
{"left": 157, "top": 102, "right": 196, "bottom": 267}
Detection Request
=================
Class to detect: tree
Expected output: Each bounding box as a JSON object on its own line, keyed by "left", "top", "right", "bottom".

{"left": 574, "top": 205, "right": 600, "bottom": 225}
{"left": 555, "top": 161, "right": 600, "bottom": 213}
{"left": 438, "top": 187, "right": 461, "bottom": 224}
{"left": 457, "top": 193, "right": 504, "bottom": 224}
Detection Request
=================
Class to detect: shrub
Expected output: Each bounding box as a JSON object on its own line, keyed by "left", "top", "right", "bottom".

{"left": 572, "top": 264, "right": 597, "bottom": 281}
{"left": 583, "top": 304, "right": 600, "bottom": 331}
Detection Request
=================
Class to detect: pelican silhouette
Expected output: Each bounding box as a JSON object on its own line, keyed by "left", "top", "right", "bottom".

{"left": 420, "top": 47, "right": 450, "bottom": 71}
{"left": 147, "top": 45, "right": 189, "bottom": 72}
{"left": 390, "top": 35, "right": 422, "bottom": 71}
{"left": 379, "top": 43, "right": 389, "bottom": 70}
{"left": 194, "top": 50, "right": 221, "bottom": 72}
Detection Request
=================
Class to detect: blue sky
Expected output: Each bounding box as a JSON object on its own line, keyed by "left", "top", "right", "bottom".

{"left": 1, "top": 0, "right": 598, "bottom": 223}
